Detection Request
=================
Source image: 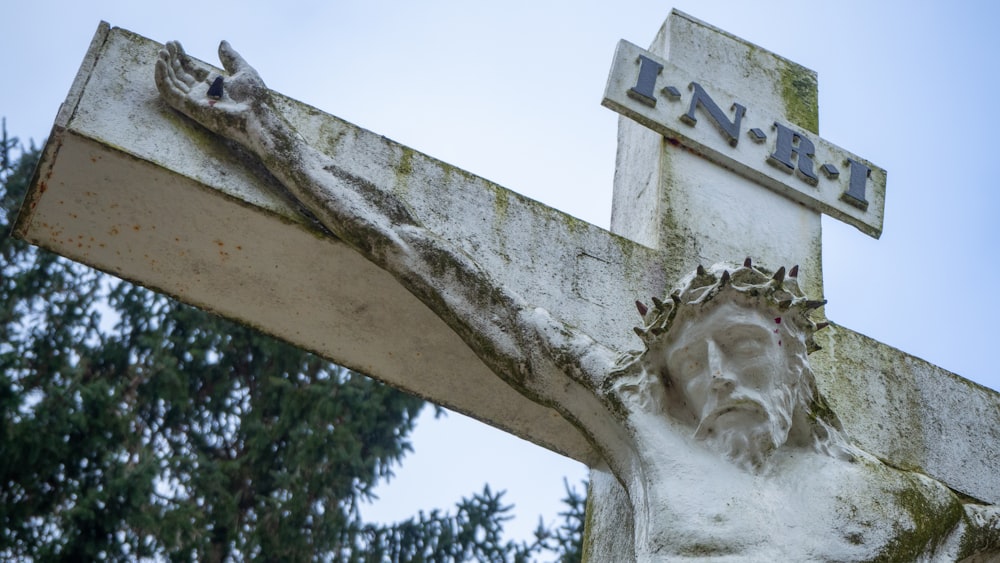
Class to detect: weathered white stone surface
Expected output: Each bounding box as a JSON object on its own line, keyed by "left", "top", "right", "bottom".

{"left": 13, "top": 14, "right": 1000, "bottom": 561}
{"left": 18, "top": 23, "right": 671, "bottom": 465}
{"left": 814, "top": 324, "right": 1000, "bottom": 505}
{"left": 594, "top": 9, "right": 1000, "bottom": 560}
{"left": 611, "top": 10, "right": 827, "bottom": 300}
{"left": 582, "top": 262, "right": 1000, "bottom": 561}
{"left": 148, "top": 35, "right": 1000, "bottom": 556}
{"left": 603, "top": 15, "right": 1000, "bottom": 510}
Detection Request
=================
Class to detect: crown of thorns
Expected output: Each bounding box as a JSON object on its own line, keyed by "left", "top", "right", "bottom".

{"left": 633, "top": 258, "right": 830, "bottom": 353}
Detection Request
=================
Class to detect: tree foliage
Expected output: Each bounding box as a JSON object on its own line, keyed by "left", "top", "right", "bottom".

{"left": 0, "top": 126, "right": 584, "bottom": 561}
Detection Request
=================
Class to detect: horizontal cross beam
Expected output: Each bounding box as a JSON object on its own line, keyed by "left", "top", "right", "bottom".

{"left": 15, "top": 22, "right": 1000, "bottom": 504}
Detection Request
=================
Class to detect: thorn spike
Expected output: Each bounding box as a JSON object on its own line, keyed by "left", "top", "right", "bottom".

{"left": 789, "top": 265, "right": 799, "bottom": 278}
{"left": 772, "top": 266, "right": 786, "bottom": 283}
{"left": 815, "top": 322, "right": 830, "bottom": 331}
{"left": 804, "top": 299, "right": 828, "bottom": 310}
{"left": 635, "top": 300, "right": 648, "bottom": 317}
{"left": 696, "top": 264, "right": 707, "bottom": 276}
{"left": 633, "top": 327, "right": 645, "bottom": 338}
{"left": 744, "top": 257, "right": 752, "bottom": 268}
{"left": 651, "top": 296, "right": 664, "bottom": 310}
{"left": 720, "top": 270, "right": 731, "bottom": 284}
{"left": 670, "top": 291, "right": 682, "bottom": 304}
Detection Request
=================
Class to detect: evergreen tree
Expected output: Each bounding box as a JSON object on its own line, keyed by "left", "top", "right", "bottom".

{"left": 0, "top": 125, "right": 583, "bottom": 561}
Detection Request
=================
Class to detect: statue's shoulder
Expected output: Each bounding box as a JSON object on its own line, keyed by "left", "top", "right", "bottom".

{"left": 803, "top": 451, "right": 979, "bottom": 561}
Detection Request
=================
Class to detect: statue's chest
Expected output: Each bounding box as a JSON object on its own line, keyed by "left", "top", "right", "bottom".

{"left": 637, "top": 456, "right": 927, "bottom": 562}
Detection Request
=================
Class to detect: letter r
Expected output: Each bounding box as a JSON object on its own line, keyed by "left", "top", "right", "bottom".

{"left": 768, "top": 122, "right": 818, "bottom": 185}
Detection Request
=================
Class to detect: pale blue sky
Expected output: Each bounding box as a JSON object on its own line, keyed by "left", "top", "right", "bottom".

{"left": 4, "top": 0, "right": 999, "bottom": 547}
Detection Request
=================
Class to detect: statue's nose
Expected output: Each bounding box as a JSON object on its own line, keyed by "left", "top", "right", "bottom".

{"left": 707, "top": 340, "right": 736, "bottom": 392}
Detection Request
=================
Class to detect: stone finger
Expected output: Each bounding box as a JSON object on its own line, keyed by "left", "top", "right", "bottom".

{"left": 164, "top": 55, "right": 192, "bottom": 93}
{"left": 218, "top": 40, "right": 263, "bottom": 85}
{"left": 217, "top": 40, "right": 247, "bottom": 75}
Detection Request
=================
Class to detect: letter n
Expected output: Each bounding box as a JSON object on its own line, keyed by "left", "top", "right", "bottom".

{"left": 679, "top": 82, "right": 746, "bottom": 147}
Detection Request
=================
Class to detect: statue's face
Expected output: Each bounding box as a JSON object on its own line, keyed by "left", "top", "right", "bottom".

{"left": 664, "top": 300, "right": 797, "bottom": 465}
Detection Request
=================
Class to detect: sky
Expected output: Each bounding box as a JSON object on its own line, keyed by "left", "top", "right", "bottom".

{"left": 3, "top": 0, "right": 1000, "bottom": 548}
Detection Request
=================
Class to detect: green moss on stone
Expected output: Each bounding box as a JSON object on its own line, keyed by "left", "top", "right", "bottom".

{"left": 656, "top": 138, "right": 697, "bottom": 284}
{"left": 395, "top": 145, "right": 414, "bottom": 178}
{"left": 610, "top": 231, "right": 637, "bottom": 263}
{"left": 493, "top": 187, "right": 510, "bottom": 222}
{"left": 581, "top": 482, "right": 596, "bottom": 562}
{"left": 957, "top": 506, "right": 1000, "bottom": 559}
{"left": 779, "top": 61, "right": 819, "bottom": 134}
{"left": 321, "top": 126, "right": 347, "bottom": 156}
{"left": 869, "top": 478, "right": 964, "bottom": 562}
{"left": 390, "top": 145, "right": 416, "bottom": 198}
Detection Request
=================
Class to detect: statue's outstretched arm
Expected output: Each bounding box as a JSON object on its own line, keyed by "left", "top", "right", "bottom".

{"left": 155, "top": 41, "right": 616, "bottom": 398}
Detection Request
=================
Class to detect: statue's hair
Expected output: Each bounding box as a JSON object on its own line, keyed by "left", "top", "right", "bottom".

{"left": 620, "top": 258, "right": 855, "bottom": 462}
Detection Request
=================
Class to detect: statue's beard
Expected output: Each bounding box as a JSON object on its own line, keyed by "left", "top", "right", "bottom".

{"left": 693, "top": 386, "right": 795, "bottom": 472}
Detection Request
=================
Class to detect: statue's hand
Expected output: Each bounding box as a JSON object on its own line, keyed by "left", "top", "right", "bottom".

{"left": 155, "top": 40, "right": 270, "bottom": 142}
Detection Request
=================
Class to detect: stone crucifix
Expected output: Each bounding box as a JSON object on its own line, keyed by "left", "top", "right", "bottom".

{"left": 15, "top": 11, "right": 1000, "bottom": 562}
{"left": 149, "top": 17, "right": 1000, "bottom": 563}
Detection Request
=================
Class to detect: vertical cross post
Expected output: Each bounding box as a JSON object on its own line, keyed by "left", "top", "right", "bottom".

{"left": 587, "top": 11, "right": 887, "bottom": 557}
{"left": 607, "top": 10, "right": 884, "bottom": 300}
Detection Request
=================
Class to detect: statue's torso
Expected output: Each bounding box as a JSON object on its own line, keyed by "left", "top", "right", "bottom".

{"left": 626, "top": 414, "right": 966, "bottom": 562}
